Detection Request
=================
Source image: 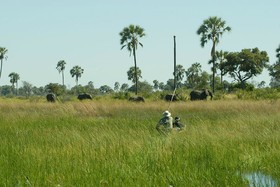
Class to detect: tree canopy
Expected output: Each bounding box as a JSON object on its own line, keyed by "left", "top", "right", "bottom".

{"left": 0, "top": 47, "right": 8, "bottom": 79}
{"left": 269, "top": 44, "right": 280, "bottom": 87}
{"left": 225, "top": 48, "right": 269, "bottom": 88}
{"left": 185, "top": 62, "right": 210, "bottom": 89}
{"left": 127, "top": 66, "right": 142, "bottom": 84}
{"left": 70, "top": 65, "right": 84, "bottom": 86}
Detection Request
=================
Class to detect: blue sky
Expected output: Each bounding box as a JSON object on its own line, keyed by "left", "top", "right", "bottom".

{"left": 1, "top": 0, "right": 279, "bottom": 88}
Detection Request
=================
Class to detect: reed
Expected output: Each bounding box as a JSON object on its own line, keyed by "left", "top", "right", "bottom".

{"left": 0, "top": 99, "right": 279, "bottom": 186}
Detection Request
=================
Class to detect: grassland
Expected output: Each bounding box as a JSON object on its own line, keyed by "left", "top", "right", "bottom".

{"left": 0, "top": 98, "right": 279, "bottom": 186}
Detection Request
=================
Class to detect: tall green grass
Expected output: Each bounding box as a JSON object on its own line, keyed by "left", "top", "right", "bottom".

{"left": 0, "top": 99, "right": 279, "bottom": 186}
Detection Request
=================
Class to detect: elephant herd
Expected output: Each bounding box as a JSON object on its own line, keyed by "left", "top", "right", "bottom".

{"left": 128, "top": 89, "right": 213, "bottom": 102}
{"left": 46, "top": 93, "right": 92, "bottom": 102}
{"left": 164, "top": 89, "right": 213, "bottom": 101}
{"left": 46, "top": 89, "right": 213, "bottom": 102}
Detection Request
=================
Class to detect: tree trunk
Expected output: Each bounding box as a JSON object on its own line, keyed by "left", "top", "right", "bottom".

{"left": 62, "top": 71, "right": 65, "bottom": 86}
{"left": 211, "top": 41, "right": 216, "bottom": 93}
{"left": 16, "top": 82, "right": 18, "bottom": 95}
{"left": 0, "top": 60, "right": 3, "bottom": 78}
{"left": 221, "top": 73, "right": 224, "bottom": 91}
{"left": 212, "top": 59, "right": 215, "bottom": 93}
{"left": 133, "top": 48, "right": 138, "bottom": 95}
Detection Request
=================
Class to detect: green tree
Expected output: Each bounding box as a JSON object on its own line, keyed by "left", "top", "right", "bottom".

{"left": 8, "top": 72, "right": 20, "bottom": 95}
{"left": 215, "top": 50, "right": 229, "bottom": 84}
{"left": 269, "top": 44, "right": 280, "bottom": 87}
{"left": 56, "top": 60, "right": 66, "bottom": 86}
{"left": 159, "top": 82, "right": 165, "bottom": 90}
{"left": 114, "top": 82, "right": 120, "bottom": 92}
{"left": 99, "top": 85, "right": 113, "bottom": 94}
{"left": 257, "top": 81, "right": 266, "bottom": 88}
{"left": 174, "top": 64, "right": 185, "bottom": 88}
{"left": 32, "top": 86, "right": 45, "bottom": 96}
{"left": 21, "top": 81, "right": 33, "bottom": 98}
{"left": 0, "top": 85, "right": 12, "bottom": 96}
{"left": 120, "top": 83, "right": 129, "bottom": 92}
{"left": 70, "top": 65, "right": 84, "bottom": 86}
{"left": 199, "top": 71, "right": 211, "bottom": 89}
{"left": 185, "top": 63, "right": 210, "bottom": 89}
{"left": 45, "top": 83, "right": 65, "bottom": 96}
{"left": 153, "top": 80, "right": 159, "bottom": 90}
{"left": 120, "top": 24, "right": 145, "bottom": 95}
{"left": 84, "top": 81, "right": 97, "bottom": 95}
{"left": 185, "top": 62, "right": 202, "bottom": 89}
{"left": 164, "top": 79, "right": 175, "bottom": 91}
{"left": 128, "top": 81, "right": 153, "bottom": 94}
{"left": 225, "top": 48, "right": 269, "bottom": 89}
{"left": 127, "top": 66, "right": 142, "bottom": 84}
{"left": 70, "top": 85, "right": 85, "bottom": 94}
{"left": 197, "top": 16, "right": 231, "bottom": 93}
{"left": 0, "top": 47, "right": 8, "bottom": 79}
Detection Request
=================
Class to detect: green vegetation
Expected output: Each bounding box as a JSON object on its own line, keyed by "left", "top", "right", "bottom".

{"left": 0, "top": 99, "right": 279, "bottom": 186}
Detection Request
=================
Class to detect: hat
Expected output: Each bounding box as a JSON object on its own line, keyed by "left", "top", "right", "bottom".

{"left": 163, "top": 110, "right": 171, "bottom": 117}
{"left": 175, "top": 116, "right": 180, "bottom": 121}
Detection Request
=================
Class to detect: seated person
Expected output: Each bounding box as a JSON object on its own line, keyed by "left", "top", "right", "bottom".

{"left": 173, "top": 116, "right": 184, "bottom": 130}
{"left": 156, "top": 111, "right": 173, "bottom": 132}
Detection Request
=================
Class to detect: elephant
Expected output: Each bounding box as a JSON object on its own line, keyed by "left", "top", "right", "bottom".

{"left": 190, "top": 89, "right": 213, "bottom": 101}
{"left": 77, "top": 93, "right": 93, "bottom": 100}
{"left": 165, "top": 94, "right": 178, "bottom": 102}
{"left": 46, "top": 93, "right": 56, "bottom": 102}
{"left": 129, "top": 96, "right": 145, "bottom": 102}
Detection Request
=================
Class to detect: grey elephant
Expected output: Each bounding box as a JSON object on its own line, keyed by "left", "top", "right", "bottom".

{"left": 77, "top": 93, "right": 93, "bottom": 100}
{"left": 190, "top": 89, "right": 213, "bottom": 101}
{"left": 129, "top": 96, "right": 145, "bottom": 102}
{"left": 46, "top": 93, "right": 56, "bottom": 102}
{"left": 165, "top": 94, "right": 178, "bottom": 102}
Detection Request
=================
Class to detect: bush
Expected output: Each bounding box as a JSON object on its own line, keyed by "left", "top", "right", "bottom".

{"left": 236, "top": 88, "right": 280, "bottom": 100}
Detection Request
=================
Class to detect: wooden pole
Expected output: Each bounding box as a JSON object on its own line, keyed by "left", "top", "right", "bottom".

{"left": 173, "top": 35, "right": 176, "bottom": 90}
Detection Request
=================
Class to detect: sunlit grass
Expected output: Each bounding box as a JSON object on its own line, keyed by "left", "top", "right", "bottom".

{"left": 0, "top": 99, "right": 279, "bottom": 186}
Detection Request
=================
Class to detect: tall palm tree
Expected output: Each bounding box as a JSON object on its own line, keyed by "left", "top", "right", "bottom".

{"left": 56, "top": 60, "right": 66, "bottom": 86}
{"left": 120, "top": 24, "right": 145, "bottom": 95}
{"left": 0, "top": 47, "right": 8, "bottom": 79}
{"left": 197, "top": 16, "right": 231, "bottom": 93}
{"left": 9, "top": 72, "right": 20, "bottom": 95}
{"left": 70, "top": 65, "right": 84, "bottom": 86}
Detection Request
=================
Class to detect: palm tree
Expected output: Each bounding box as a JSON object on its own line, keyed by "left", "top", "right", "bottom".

{"left": 9, "top": 72, "right": 20, "bottom": 95}
{"left": 0, "top": 47, "right": 8, "bottom": 79}
{"left": 56, "top": 60, "right": 66, "bottom": 86}
{"left": 120, "top": 24, "right": 145, "bottom": 95}
{"left": 70, "top": 65, "right": 84, "bottom": 86}
{"left": 197, "top": 16, "right": 231, "bottom": 93}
